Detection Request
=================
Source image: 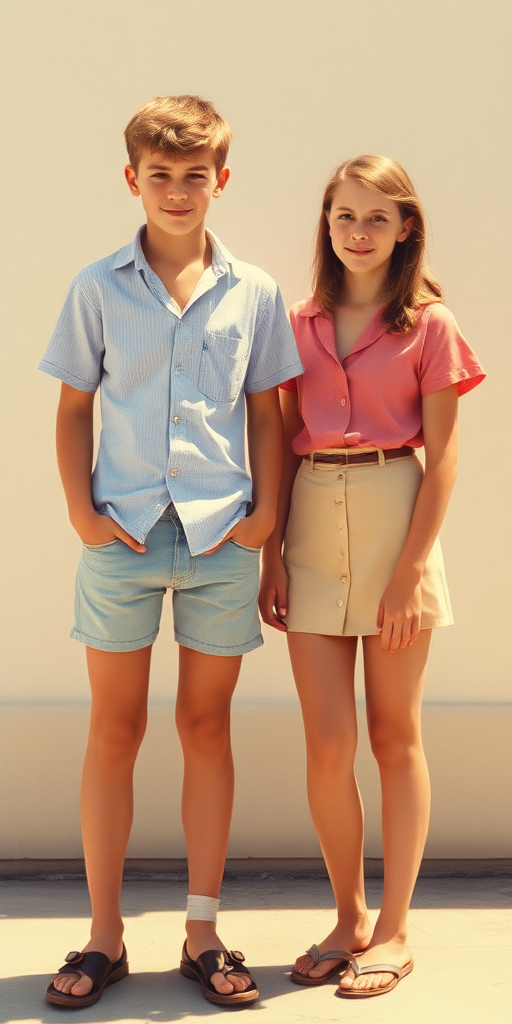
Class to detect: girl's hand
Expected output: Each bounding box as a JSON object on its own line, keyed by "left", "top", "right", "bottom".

{"left": 377, "top": 570, "right": 422, "bottom": 652}
{"left": 258, "top": 556, "right": 289, "bottom": 632}
{"left": 75, "top": 512, "right": 146, "bottom": 553}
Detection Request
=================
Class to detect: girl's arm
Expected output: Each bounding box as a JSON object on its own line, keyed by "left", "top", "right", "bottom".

{"left": 259, "top": 389, "right": 304, "bottom": 630}
{"left": 56, "top": 382, "right": 145, "bottom": 551}
{"left": 378, "top": 383, "right": 459, "bottom": 652}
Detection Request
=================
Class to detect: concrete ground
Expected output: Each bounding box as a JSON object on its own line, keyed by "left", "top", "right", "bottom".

{"left": 1, "top": 876, "right": 511, "bottom": 1024}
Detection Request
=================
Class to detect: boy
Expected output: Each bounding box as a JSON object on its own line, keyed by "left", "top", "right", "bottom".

{"left": 40, "top": 95, "right": 302, "bottom": 1009}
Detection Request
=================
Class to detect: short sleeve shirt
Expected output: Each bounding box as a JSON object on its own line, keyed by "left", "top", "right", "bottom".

{"left": 39, "top": 228, "right": 303, "bottom": 554}
{"left": 280, "top": 298, "right": 485, "bottom": 454}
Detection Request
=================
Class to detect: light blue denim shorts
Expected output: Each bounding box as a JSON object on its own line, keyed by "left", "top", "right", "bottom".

{"left": 71, "top": 505, "right": 263, "bottom": 656}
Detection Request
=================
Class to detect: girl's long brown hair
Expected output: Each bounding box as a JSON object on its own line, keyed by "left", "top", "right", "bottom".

{"left": 312, "top": 155, "right": 442, "bottom": 333}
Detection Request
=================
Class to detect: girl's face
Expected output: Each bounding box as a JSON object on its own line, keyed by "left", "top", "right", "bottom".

{"left": 327, "top": 179, "right": 413, "bottom": 278}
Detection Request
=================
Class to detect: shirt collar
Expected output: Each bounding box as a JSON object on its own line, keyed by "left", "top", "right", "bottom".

{"left": 113, "top": 226, "right": 233, "bottom": 279}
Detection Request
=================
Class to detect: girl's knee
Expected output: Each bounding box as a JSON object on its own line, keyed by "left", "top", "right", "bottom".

{"left": 368, "top": 722, "right": 422, "bottom": 767}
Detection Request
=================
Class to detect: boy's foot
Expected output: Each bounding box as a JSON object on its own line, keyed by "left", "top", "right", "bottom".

{"left": 292, "top": 921, "right": 372, "bottom": 982}
{"left": 337, "top": 937, "right": 412, "bottom": 994}
{"left": 50, "top": 933, "right": 124, "bottom": 998}
{"left": 185, "top": 922, "right": 253, "bottom": 995}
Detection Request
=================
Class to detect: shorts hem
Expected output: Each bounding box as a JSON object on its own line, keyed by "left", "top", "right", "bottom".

{"left": 174, "top": 629, "right": 263, "bottom": 657}
{"left": 70, "top": 627, "right": 159, "bottom": 651}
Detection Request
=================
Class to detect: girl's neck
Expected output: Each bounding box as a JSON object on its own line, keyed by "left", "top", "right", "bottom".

{"left": 339, "top": 262, "right": 390, "bottom": 309}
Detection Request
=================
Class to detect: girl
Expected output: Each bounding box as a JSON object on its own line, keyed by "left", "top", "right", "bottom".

{"left": 259, "top": 155, "right": 484, "bottom": 998}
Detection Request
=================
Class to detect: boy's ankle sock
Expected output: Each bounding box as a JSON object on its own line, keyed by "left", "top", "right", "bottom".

{"left": 186, "top": 894, "right": 220, "bottom": 923}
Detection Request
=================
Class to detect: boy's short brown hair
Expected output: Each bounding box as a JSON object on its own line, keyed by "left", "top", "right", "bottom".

{"left": 124, "top": 95, "right": 232, "bottom": 173}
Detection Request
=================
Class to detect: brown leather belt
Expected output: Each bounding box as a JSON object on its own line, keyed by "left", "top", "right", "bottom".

{"left": 308, "top": 445, "right": 414, "bottom": 467}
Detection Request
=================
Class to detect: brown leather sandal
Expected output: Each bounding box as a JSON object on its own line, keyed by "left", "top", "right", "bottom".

{"left": 291, "top": 944, "right": 353, "bottom": 985}
{"left": 180, "top": 941, "right": 259, "bottom": 1005}
{"left": 45, "top": 945, "right": 129, "bottom": 1007}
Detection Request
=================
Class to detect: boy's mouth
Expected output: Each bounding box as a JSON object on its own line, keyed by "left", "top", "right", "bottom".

{"left": 161, "top": 208, "right": 192, "bottom": 217}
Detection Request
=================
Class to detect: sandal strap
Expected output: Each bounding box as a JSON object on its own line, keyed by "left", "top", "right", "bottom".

{"left": 56, "top": 947, "right": 126, "bottom": 991}
{"left": 307, "top": 945, "right": 354, "bottom": 966}
{"left": 355, "top": 962, "right": 401, "bottom": 978}
{"left": 194, "top": 949, "right": 233, "bottom": 983}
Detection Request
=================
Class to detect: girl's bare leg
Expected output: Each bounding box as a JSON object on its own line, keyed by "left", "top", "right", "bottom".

{"left": 51, "top": 645, "right": 152, "bottom": 997}
{"left": 175, "top": 647, "right": 250, "bottom": 996}
{"left": 287, "top": 633, "right": 372, "bottom": 979}
{"left": 339, "top": 629, "right": 431, "bottom": 993}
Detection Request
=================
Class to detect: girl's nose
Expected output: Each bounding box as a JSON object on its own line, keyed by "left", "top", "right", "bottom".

{"left": 351, "top": 224, "right": 369, "bottom": 239}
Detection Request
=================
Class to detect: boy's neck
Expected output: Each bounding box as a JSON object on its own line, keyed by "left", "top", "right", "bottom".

{"left": 142, "top": 221, "right": 212, "bottom": 272}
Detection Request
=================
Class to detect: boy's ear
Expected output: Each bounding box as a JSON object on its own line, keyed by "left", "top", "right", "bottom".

{"left": 124, "top": 165, "right": 140, "bottom": 197}
{"left": 213, "top": 166, "right": 230, "bottom": 198}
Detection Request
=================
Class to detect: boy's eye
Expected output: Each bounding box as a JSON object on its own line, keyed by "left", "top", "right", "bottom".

{"left": 187, "top": 173, "right": 207, "bottom": 180}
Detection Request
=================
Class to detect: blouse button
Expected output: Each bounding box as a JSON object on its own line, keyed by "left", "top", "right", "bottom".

{"left": 336, "top": 599, "right": 344, "bottom": 608}
{"left": 340, "top": 398, "right": 346, "bottom": 406}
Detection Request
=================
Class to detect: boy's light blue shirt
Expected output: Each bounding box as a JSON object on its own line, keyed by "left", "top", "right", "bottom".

{"left": 40, "top": 228, "right": 303, "bottom": 555}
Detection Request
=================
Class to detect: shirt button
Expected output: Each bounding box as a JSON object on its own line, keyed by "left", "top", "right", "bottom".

{"left": 170, "top": 469, "right": 178, "bottom": 477}
{"left": 340, "top": 399, "right": 346, "bottom": 406}
{"left": 173, "top": 415, "right": 180, "bottom": 424}
{"left": 336, "top": 599, "right": 344, "bottom": 608}
{"left": 178, "top": 320, "right": 184, "bottom": 326}
{"left": 341, "top": 575, "right": 348, "bottom": 583}
{"left": 175, "top": 364, "right": 182, "bottom": 372}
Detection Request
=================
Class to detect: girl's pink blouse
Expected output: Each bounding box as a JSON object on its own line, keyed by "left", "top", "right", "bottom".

{"left": 280, "top": 298, "right": 485, "bottom": 455}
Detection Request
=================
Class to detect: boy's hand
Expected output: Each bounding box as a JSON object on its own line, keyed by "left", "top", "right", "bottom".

{"left": 258, "top": 556, "right": 289, "bottom": 631}
{"left": 74, "top": 512, "right": 146, "bottom": 553}
{"left": 201, "top": 511, "right": 274, "bottom": 556}
{"left": 377, "top": 568, "right": 422, "bottom": 652}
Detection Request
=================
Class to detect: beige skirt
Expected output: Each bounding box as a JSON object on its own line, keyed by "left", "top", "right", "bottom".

{"left": 284, "top": 450, "right": 453, "bottom": 636}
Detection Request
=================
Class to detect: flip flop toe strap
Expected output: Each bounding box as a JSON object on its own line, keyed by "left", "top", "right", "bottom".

{"left": 354, "top": 963, "right": 401, "bottom": 978}
{"left": 306, "top": 945, "right": 353, "bottom": 966}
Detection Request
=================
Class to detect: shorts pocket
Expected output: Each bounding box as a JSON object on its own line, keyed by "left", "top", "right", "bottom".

{"left": 229, "top": 539, "right": 261, "bottom": 553}
{"left": 84, "top": 539, "right": 121, "bottom": 549}
{"left": 198, "top": 330, "right": 249, "bottom": 402}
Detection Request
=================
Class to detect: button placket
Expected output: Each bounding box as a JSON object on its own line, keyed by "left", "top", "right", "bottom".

{"left": 334, "top": 471, "right": 349, "bottom": 627}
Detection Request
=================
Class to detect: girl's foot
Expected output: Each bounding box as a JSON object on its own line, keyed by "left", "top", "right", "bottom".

{"left": 337, "top": 936, "right": 412, "bottom": 993}
{"left": 50, "top": 929, "right": 124, "bottom": 998}
{"left": 293, "top": 920, "right": 372, "bottom": 981}
{"left": 185, "top": 921, "right": 252, "bottom": 996}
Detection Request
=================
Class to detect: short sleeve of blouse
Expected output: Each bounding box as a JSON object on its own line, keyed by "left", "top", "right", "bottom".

{"left": 419, "top": 304, "right": 485, "bottom": 397}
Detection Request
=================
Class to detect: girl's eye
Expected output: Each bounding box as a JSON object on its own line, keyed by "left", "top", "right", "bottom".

{"left": 371, "top": 216, "right": 386, "bottom": 222}
{"left": 338, "top": 214, "right": 352, "bottom": 220}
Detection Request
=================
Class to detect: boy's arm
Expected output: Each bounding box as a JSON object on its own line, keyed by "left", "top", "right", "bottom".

{"left": 56, "top": 382, "right": 145, "bottom": 551}
{"left": 204, "top": 387, "right": 283, "bottom": 554}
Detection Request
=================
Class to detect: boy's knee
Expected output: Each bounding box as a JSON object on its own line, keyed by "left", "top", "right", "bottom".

{"left": 90, "top": 716, "right": 147, "bottom": 763}
{"left": 176, "top": 709, "right": 230, "bottom": 759}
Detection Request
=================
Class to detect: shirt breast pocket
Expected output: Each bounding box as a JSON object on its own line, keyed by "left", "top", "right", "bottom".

{"left": 198, "top": 330, "right": 250, "bottom": 403}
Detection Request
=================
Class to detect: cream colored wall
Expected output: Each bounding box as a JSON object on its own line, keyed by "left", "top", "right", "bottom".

{"left": 1, "top": 0, "right": 511, "bottom": 858}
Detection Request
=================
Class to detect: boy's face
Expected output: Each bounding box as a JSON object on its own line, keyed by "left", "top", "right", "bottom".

{"left": 125, "top": 149, "right": 229, "bottom": 238}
